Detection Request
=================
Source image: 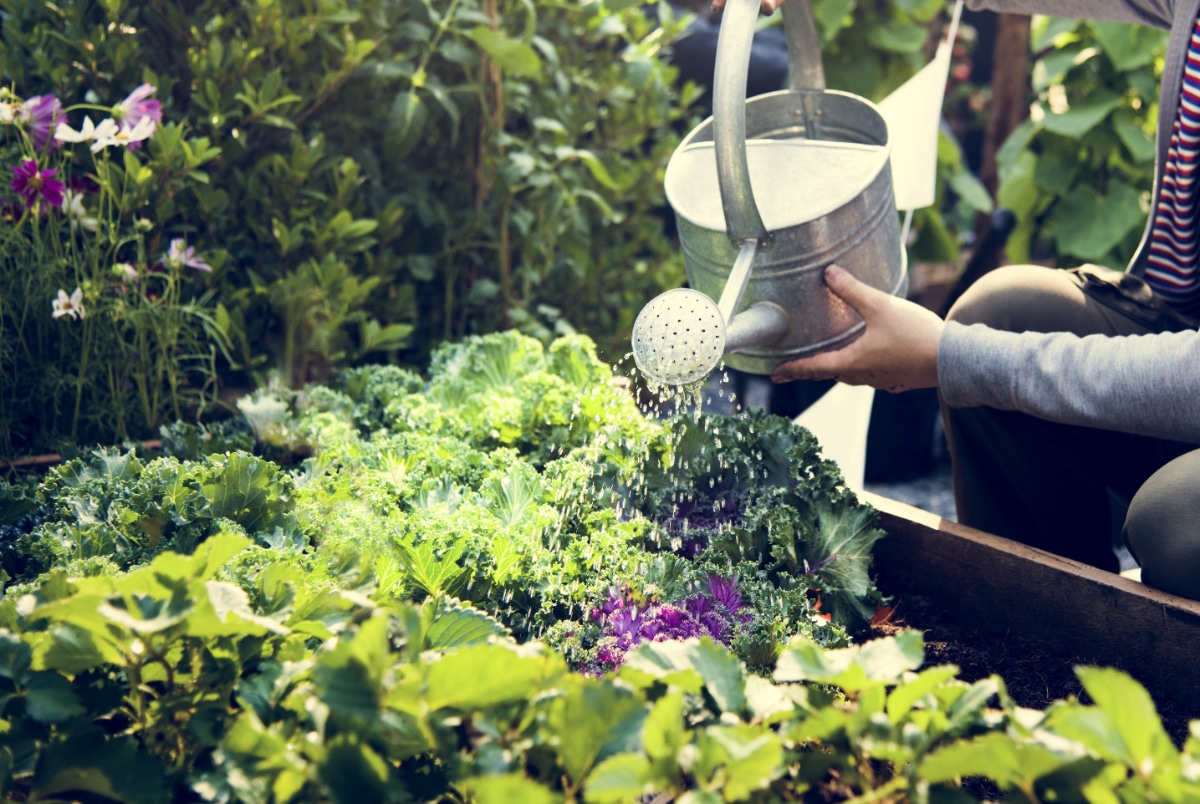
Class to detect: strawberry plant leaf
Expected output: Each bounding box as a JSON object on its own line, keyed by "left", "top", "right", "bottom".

{"left": 1057, "top": 666, "right": 1179, "bottom": 772}
{"left": 548, "top": 680, "right": 645, "bottom": 786}
{"left": 424, "top": 643, "right": 557, "bottom": 712}
{"left": 623, "top": 638, "right": 746, "bottom": 715}
{"left": 23, "top": 671, "right": 84, "bottom": 723}
{"left": 886, "top": 664, "right": 960, "bottom": 724}
{"left": 31, "top": 735, "right": 168, "bottom": 804}
{"left": 584, "top": 753, "right": 652, "bottom": 803}
{"left": 422, "top": 598, "right": 509, "bottom": 651}
{"left": 319, "top": 735, "right": 394, "bottom": 803}
{"left": 706, "top": 726, "right": 784, "bottom": 801}
{"left": 0, "top": 632, "right": 32, "bottom": 681}
{"left": 642, "top": 691, "right": 686, "bottom": 761}
{"left": 31, "top": 622, "right": 121, "bottom": 674}
{"left": 462, "top": 773, "right": 563, "bottom": 804}
{"left": 920, "top": 732, "right": 1022, "bottom": 786}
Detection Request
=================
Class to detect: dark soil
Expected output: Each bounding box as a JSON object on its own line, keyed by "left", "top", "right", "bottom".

{"left": 868, "top": 589, "right": 1195, "bottom": 747}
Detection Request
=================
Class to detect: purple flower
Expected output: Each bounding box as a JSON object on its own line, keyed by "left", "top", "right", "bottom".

{"left": 684, "top": 594, "right": 714, "bottom": 619}
{"left": 116, "top": 84, "right": 162, "bottom": 149}
{"left": 19, "top": 94, "right": 62, "bottom": 151}
{"left": 593, "top": 641, "right": 626, "bottom": 674}
{"left": 608, "top": 606, "right": 645, "bottom": 638}
{"left": 166, "top": 238, "right": 212, "bottom": 272}
{"left": 639, "top": 618, "right": 662, "bottom": 641}
{"left": 69, "top": 174, "right": 100, "bottom": 195}
{"left": 10, "top": 160, "right": 65, "bottom": 209}
{"left": 592, "top": 588, "right": 626, "bottom": 621}
{"left": 701, "top": 611, "right": 730, "bottom": 643}
{"left": 707, "top": 574, "right": 746, "bottom": 614}
{"left": 654, "top": 605, "right": 689, "bottom": 631}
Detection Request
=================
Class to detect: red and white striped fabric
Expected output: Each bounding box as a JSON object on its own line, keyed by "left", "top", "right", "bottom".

{"left": 1145, "top": 17, "right": 1200, "bottom": 309}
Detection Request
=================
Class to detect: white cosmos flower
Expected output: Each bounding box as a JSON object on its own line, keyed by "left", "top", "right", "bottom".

{"left": 90, "top": 115, "right": 155, "bottom": 152}
{"left": 55, "top": 115, "right": 100, "bottom": 144}
{"left": 52, "top": 287, "right": 85, "bottom": 321}
{"left": 61, "top": 191, "right": 98, "bottom": 232}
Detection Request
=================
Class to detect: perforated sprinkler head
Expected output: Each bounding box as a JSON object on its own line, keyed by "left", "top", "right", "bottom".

{"left": 631, "top": 288, "right": 727, "bottom": 386}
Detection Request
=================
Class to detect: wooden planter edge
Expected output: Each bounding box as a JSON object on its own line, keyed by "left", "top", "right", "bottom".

{"left": 862, "top": 490, "right": 1200, "bottom": 709}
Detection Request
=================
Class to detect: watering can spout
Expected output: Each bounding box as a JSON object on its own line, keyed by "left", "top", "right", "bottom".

{"left": 632, "top": 0, "right": 904, "bottom": 386}
{"left": 631, "top": 238, "right": 789, "bottom": 386}
{"left": 716, "top": 240, "right": 789, "bottom": 356}
{"left": 630, "top": 285, "right": 789, "bottom": 387}
{"left": 726, "top": 301, "right": 789, "bottom": 354}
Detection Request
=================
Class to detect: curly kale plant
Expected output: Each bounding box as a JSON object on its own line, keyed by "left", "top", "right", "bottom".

{"left": 3, "top": 331, "right": 884, "bottom": 673}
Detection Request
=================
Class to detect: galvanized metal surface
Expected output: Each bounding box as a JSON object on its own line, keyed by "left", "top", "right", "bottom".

{"left": 640, "top": 0, "right": 907, "bottom": 379}
{"left": 668, "top": 88, "right": 907, "bottom": 373}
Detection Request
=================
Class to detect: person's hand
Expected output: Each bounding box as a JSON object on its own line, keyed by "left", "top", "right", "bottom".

{"left": 771, "top": 265, "right": 945, "bottom": 393}
{"left": 711, "top": 0, "right": 784, "bottom": 16}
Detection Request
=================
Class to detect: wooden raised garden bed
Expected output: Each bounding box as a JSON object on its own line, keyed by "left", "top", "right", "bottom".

{"left": 863, "top": 491, "right": 1200, "bottom": 716}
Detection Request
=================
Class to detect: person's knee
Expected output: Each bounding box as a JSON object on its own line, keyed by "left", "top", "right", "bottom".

{"left": 1124, "top": 450, "right": 1200, "bottom": 599}
{"left": 945, "top": 264, "right": 1072, "bottom": 332}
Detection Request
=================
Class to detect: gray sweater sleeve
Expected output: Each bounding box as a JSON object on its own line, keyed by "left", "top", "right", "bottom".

{"left": 966, "top": 0, "right": 1175, "bottom": 27}
{"left": 938, "top": 321, "right": 1200, "bottom": 443}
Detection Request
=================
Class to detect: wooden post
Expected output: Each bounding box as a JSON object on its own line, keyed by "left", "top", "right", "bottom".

{"left": 980, "top": 13, "right": 1031, "bottom": 196}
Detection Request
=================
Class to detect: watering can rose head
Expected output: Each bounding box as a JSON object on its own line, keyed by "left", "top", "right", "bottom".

{"left": 632, "top": 288, "right": 728, "bottom": 387}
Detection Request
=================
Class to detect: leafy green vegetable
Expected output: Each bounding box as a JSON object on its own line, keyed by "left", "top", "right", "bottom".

{"left": 9, "top": 332, "right": 1193, "bottom": 801}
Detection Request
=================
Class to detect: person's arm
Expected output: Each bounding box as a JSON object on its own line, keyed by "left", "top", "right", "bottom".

{"left": 966, "top": 0, "right": 1174, "bottom": 27}
{"left": 939, "top": 322, "right": 1200, "bottom": 443}
{"left": 714, "top": 0, "right": 1177, "bottom": 29}
{"left": 772, "top": 266, "right": 1200, "bottom": 444}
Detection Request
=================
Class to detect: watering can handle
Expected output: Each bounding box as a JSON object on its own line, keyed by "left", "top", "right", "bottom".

{"left": 713, "top": 0, "right": 825, "bottom": 245}
{"left": 783, "top": 0, "right": 826, "bottom": 92}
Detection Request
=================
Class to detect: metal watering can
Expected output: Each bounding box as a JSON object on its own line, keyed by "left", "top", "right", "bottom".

{"left": 632, "top": 0, "right": 907, "bottom": 385}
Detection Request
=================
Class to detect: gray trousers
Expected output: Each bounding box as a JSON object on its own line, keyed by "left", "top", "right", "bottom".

{"left": 941, "top": 264, "right": 1200, "bottom": 599}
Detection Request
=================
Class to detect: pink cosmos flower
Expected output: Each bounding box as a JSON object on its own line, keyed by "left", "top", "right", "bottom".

{"left": 166, "top": 238, "right": 212, "bottom": 272}
{"left": 19, "top": 94, "right": 63, "bottom": 151}
{"left": 10, "top": 159, "right": 65, "bottom": 209}
{"left": 116, "top": 84, "right": 162, "bottom": 149}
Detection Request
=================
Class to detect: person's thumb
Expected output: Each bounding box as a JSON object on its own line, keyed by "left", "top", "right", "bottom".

{"left": 822, "top": 264, "right": 886, "bottom": 317}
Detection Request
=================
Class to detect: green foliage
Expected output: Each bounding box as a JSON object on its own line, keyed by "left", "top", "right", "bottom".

{"left": 4, "top": 331, "right": 1200, "bottom": 800}
{"left": 813, "top": 0, "right": 943, "bottom": 102}
{"left": 805, "top": 0, "right": 993, "bottom": 256}
{"left": 5, "top": 447, "right": 296, "bottom": 584}
{"left": 0, "top": 82, "right": 230, "bottom": 455}
{"left": 0, "top": 0, "right": 991, "bottom": 456}
{"left": 997, "top": 16, "right": 1167, "bottom": 269}
{"left": 5, "top": 332, "right": 875, "bottom": 675}
{"left": 5, "top": 561, "right": 1200, "bottom": 803}
{"left": 0, "top": 0, "right": 694, "bottom": 399}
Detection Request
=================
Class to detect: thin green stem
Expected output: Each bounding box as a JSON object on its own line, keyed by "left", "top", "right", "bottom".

{"left": 71, "top": 317, "right": 92, "bottom": 442}
{"left": 415, "top": 0, "right": 466, "bottom": 83}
